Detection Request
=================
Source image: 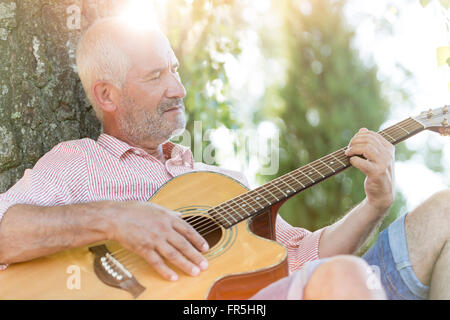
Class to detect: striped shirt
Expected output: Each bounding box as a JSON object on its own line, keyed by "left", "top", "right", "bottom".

{"left": 0, "top": 133, "right": 325, "bottom": 272}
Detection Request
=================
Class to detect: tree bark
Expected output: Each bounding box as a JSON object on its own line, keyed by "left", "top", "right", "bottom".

{"left": 0, "top": 0, "right": 130, "bottom": 192}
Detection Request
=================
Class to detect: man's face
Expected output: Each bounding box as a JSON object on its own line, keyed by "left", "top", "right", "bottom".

{"left": 116, "top": 31, "right": 187, "bottom": 145}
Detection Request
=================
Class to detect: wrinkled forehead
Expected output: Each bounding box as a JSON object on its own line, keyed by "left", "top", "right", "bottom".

{"left": 119, "top": 30, "right": 177, "bottom": 76}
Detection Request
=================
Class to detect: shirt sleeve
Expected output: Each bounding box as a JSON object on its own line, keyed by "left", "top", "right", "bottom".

{"left": 275, "top": 214, "right": 327, "bottom": 273}
{"left": 0, "top": 142, "right": 88, "bottom": 269}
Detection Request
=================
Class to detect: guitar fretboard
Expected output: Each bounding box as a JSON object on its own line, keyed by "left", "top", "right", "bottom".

{"left": 207, "top": 117, "right": 425, "bottom": 229}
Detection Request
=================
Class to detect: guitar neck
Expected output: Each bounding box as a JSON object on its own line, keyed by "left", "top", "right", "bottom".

{"left": 208, "top": 117, "right": 425, "bottom": 229}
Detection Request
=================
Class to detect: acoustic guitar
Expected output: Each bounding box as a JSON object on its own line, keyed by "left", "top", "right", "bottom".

{"left": 0, "top": 106, "right": 448, "bottom": 299}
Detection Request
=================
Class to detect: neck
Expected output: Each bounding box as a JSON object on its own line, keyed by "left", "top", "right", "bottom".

{"left": 103, "top": 126, "right": 167, "bottom": 163}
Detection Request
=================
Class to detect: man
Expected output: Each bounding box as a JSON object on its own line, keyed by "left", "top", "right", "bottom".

{"left": 0, "top": 17, "right": 448, "bottom": 300}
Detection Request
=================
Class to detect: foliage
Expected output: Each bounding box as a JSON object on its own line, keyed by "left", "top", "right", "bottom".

{"left": 162, "top": 0, "right": 246, "bottom": 161}
{"left": 258, "top": 0, "right": 409, "bottom": 230}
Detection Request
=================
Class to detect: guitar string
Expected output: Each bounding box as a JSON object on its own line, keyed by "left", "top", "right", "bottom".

{"left": 110, "top": 117, "right": 424, "bottom": 262}
{"left": 116, "top": 113, "right": 443, "bottom": 270}
{"left": 182, "top": 117, "right": 422, "bottom": 233}
{"left": 189, "top": 117, "right": 418, "bottom": 226}
{"left": 110, "top": 117, "right": 426, "bottom": 262}
{"left": 105, "top": 112, "right": 446, "bottom": 269}
{"left": 184, "top": 117, "right": 423, "bottom": 234}
{"left": 108, "top": 117, "right": 426, "bottom": 261}
{"left": 185, "top": 115, "right": 435, "bottom": 237}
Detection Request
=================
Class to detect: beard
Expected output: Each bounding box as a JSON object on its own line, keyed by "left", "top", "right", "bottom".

{"left": 118, "top": 95, "right": 186, "bottom": 145}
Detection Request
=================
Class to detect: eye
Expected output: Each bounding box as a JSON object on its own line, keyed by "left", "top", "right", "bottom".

{"left": 150, "top": 72, "right": 161, "bottom": 80}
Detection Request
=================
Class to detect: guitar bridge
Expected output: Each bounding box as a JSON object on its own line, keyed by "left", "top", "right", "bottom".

{"left": 89, "top": 244, "right": 146, "bottom": 298}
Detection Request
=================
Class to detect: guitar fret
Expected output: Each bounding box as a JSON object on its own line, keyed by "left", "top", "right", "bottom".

{"left": 330, "top": 153, "right": 347, "bottom": 167}
{"left": 380, "top": 131, "right": 395, "bottom": 143}
{"left": 319, "top": 158, "right": 336, "bottom": 173}
{"left": 277, "top": 179, "right": 296, "bottom": 196}
{"left": 251, "top": 191, "right": 272, "bottom": 207}
{"left": 237, "top": 197, "right": 258, "bottom": 212}
{"left": 288, "top": 173, "right": 306, "bottom": 188}
{"left": 395, "top": 124, "right": 410, "bottom": 135}
{"left": 270, "top": 182, "right": 288, "bottom": 197}
{"left": 307, "top": 164, "right": 325, "bottom": 179}
{"left": 247, "top": 194, "right": 265, "bottom": 209}
{"left": 263, "top": 186, "right": 280, "bottom": 202}
{"left": 297, "top": 168, "right": 315, "bottom": 184}
{"left": 210, "top": 207, "right": 232, "bottom": 227}
{"left": 229, "top": 199, "right": 248, "bottom": 220}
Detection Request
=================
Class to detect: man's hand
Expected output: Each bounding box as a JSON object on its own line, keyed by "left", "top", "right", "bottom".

{"left": 106, "top": 201, "right": 209, "bottom": 281}
{"left": 345, "top": 128, "right": 395, "bottom": 214}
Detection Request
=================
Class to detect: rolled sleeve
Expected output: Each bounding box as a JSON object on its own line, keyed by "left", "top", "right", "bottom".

{"left": 0, "top": 143, "right": 88, "bottom": 270}
{"left": 0, "top": 200, "right": 14, "bottom": 224}
{"left": 0, "top": 201, "right": 14, "bottom": 270}
{"left": 275, "top": 215, "right": 327, "bottom": 273}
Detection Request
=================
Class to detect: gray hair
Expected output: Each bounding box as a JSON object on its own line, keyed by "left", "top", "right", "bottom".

{"left": 76, "top": 18, "right": 133, "bottom": 122}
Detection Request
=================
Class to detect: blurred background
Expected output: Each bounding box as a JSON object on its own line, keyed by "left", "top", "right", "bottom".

{"left": 0, "top": 0, "right": 448, "bottom": 250}
{"left": 160, "top": 0, "right": 450, "bottom": 238}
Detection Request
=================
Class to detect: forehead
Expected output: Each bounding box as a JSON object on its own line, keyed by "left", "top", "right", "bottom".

{"left": 122, "top": 31, "right": 178, "bottom": 75}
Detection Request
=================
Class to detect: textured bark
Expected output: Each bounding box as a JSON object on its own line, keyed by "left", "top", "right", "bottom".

{"left": 0, "top": 0, "right": 129, "bottom": 192}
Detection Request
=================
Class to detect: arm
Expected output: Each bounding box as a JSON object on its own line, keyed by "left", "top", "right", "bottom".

{"left": 319, "top": 128, "right": 395, "bottom": 257}
{"left": 0, "top": 200, "right": 209, "bottom": 281}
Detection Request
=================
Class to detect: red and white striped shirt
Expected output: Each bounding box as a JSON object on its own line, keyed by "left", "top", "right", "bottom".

{"left": 0, "top": 133, "right": 325, "bottom": 272}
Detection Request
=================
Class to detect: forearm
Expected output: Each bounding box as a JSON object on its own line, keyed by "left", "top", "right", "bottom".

{"left": 0, "top": 201, "right": 114, "bottom": 264}
{"left": 319, "top": 198, "right": 388, "bottom": 258}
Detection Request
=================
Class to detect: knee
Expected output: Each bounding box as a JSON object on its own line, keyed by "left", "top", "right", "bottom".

{"left": 427, "top": 189, "right": 450, "bottom": 211}
{"left": 304, "top": 255, "right": 386, "bottom": 300}
{"left": 408, "top": 189, "right": 450, "bottom": 230}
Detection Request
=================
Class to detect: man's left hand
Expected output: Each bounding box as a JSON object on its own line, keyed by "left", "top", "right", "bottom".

{"left": 345, "top": 128, "right": 395, "bottom": 215}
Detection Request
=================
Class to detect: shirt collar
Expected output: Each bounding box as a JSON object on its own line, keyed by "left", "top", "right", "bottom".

{"left": 96, "top": 133, "right": 194, "bottom": 166}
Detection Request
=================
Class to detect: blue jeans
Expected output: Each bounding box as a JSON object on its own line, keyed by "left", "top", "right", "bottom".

{"left": 362, "top": 213, "right": 430, "bottom": 300}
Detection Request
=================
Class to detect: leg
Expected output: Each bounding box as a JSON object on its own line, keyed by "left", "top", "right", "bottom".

{"left": 250, "top": 255, "right": 385, "bottom": 300}
{"left": 303, "top": 255, "right": 386, "bottom": 299}
{"left": 429, "top": 241, "right": 450, "bottom": 299}
{"left": 362, "top": 189, "right": 449, "bottom": 300}
{"left": 405, "top": 189, "right": 450, "bottom": 299}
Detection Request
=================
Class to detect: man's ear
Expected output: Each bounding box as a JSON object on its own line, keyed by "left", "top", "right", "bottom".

{"left": 92, "top": 81, "right": 120, "bottom": 113}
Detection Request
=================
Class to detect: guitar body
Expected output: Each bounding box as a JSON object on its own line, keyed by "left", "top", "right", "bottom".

{"left": 0, "top": 171, "right": 288, "bottom": 300}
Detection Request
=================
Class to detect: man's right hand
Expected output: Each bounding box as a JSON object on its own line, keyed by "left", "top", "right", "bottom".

{"left": 105, "top": 201, "right": 209, "bottom": 281}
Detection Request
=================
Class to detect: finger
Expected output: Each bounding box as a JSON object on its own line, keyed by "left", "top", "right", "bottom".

{"left": 173, "top": 218, "right": 209, "bottom": 252}
{"left": 346, "top": 138, "right": 392, "bottom": 164}
{"left": 143, "top": 248, "right": 179, "bottom": 281}
{"left": 352, "top": 130, "right": 394, "bottom": 152}
{"left": 168, "top": 232, "right": 209, "bottom": 271}
{"left": 346, "top": 133, "right": 390, "bottom": 158}
{"left": 348, "top": 155, "right": 377, "bottom": 176}
{"left": 376, "top": 131, "right": 395, "bottom": 149}
{"left": 345, "top": 142, "right": 383, "bottom": 163}
{"left": 156, "top": 241, "right": 202, "bottom": 277}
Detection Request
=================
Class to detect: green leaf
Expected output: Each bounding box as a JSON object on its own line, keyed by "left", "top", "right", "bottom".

{"left": 439, "top": 0, "right": 450, "bottom": 9}
{"left": 420, "top": 0, "right": 432, "bottom": 7}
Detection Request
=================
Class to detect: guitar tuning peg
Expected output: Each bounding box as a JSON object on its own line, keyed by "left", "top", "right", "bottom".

{"left": 427, "top": 108, "right": 433, "bottom": 119}
{"left": 443, "top": 105, "right": 448, "bottom": 114}
{"left": 439, "top": 127, "right": 450, "bottom": 136}
{"left": 440, "top": 116, "right": 449, "bottom": 136}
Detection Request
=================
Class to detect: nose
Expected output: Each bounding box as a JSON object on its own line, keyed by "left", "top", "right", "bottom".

{"left": 166, "top": 72, "right": 186, "bottom": 99}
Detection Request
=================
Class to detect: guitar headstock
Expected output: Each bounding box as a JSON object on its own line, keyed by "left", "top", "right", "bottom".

{"left": 414, "top": 105, "right": 450, "bottom": 136}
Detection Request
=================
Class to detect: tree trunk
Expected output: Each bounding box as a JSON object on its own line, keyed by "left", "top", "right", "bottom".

{"left": 0, "top": 0, "right": 129, "bottom": 192}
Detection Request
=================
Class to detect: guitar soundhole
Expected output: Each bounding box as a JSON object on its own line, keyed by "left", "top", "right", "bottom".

{"left": 184, "top": 215, "right": 223, "bottom": 249}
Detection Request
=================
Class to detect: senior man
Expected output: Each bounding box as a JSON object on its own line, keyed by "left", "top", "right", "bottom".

{"left": 0, "top": 17, "right": 448, "bottom": 300}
